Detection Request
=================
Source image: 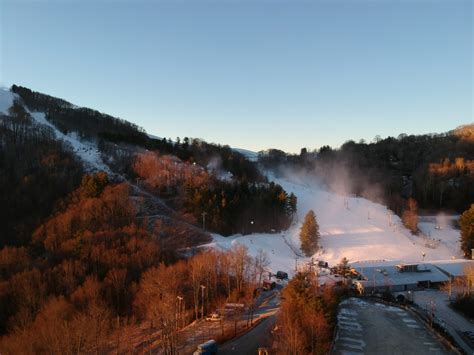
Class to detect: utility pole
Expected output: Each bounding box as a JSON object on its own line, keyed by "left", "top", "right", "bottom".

{"left": 201, "top": 212, "right": 208, "bottom": 231}
{"left": 177, "top": 296, "right": 184, "bottom": 329}
{"left": 200, "top": 285, "right": 206, "bottom": 319}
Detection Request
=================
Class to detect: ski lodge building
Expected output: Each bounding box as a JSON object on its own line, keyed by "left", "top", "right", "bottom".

{"left": 351, "top": 260, "right": 474, "bottom": 294}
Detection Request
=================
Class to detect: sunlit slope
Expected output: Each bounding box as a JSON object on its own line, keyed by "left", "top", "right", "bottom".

{"left": 277, "top": 175, "right": 461, "bottom": 264}
{"left": 211, "top": 173, "right": 461, "bottom": 274}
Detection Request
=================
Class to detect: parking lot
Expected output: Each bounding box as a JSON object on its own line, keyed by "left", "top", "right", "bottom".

{"left": 333, "top": 298, "right": 454, "bottom": 354}
{"left": 413, "top": 289, "right": 474, "bottom": 352}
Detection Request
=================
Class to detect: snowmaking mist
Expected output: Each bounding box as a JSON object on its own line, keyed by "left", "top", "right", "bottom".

{"left": 274, "top": 158, "right": 387, "bottom": 207}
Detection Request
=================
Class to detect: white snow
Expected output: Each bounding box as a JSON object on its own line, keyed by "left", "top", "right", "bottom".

{"left": 29, "top": 112, "right": 111, "bottom": 173}
{"left": 209, "top": 171, "right": 463, "bottom": 276}
{"left": 147, "top": 133, "right": 162, "bottom": 140}
{"left": 0, "top": 88, "right": 110, "bottom": 173}
{"left": 418, "top": 215, "right": 461, "bottom": 254}
{"left": 232, "top": 147, "right": 259, "bottom": 162}
{"left": 210, "top": 233, "right": 299, "bottom": 275}
{"left": 0, "top": 88, "right": 18, "bottom": 114}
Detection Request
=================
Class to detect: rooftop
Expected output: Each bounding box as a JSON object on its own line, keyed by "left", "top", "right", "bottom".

{"left": 353, "top": 263, "right": 449, "bottom": 287}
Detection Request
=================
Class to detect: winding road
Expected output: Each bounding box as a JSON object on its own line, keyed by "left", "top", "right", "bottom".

{"left": 219, "top": 291, "right": 280, "bottom": 354}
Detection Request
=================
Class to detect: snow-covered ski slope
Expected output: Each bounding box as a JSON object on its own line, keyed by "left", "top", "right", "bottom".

{"left": 210, "top": 171, "right": 462, "bottom": 275}
{"left": 232, "top": 148, "right": 259, "bottom": 162}
{"left": 0, "top": 88, "right": 17, "bottom": 114}
{"left": 0, "top": 88, "right": 110, "bottom": 173}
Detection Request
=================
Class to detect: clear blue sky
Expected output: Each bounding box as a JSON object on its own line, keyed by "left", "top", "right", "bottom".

{"left": 1, "top": 0, "right": 472, "bottom": 153}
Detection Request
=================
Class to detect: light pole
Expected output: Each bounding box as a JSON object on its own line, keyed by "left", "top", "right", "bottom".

{"left": 200, "top": 285, "right": 206, "bottom": 319}
{"left": 177, "top": 296, "right": 184, "bottom": 329}
{"left": 201, "top": 212, "right": 207, "bottom": 231}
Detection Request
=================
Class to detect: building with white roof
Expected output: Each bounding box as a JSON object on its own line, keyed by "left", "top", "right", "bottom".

{"left": 430, "top": 259, "right": 474, "bottom": 279}
{"left": 352, "top": 262, "right": 450, "bottom": 294}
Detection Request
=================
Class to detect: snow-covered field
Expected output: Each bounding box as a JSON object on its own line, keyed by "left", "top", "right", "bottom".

{"left": 209, "top": 171, "right": 463, "bottom": 276}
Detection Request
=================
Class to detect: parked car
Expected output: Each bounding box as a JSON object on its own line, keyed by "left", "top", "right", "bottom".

{"left": 276, "top": 271, "right": 288, "bottom": 280}
{"left": 262, "top": 280, "right": 276, "bottom": 290}
{"left": 193, "top": 339, "right": 218, "bottom": 354}
{"left": 318, "top": 260, "right": 328, "bottom": 268}
{"left": 205, "top": 311, "right": 221, "bottom": 321}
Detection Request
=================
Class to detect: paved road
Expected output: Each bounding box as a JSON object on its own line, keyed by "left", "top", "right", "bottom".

{"left": 219, "top": 314, "right": 277, "bottom": 354}
{"left": 414, "top": 289, "right": 474, "bottom": 332}
{"left": 219, "top": 292, "right": 280, "bottom": 354}
{"left": 333, "top": 298, "right": 454, "bottom": 355}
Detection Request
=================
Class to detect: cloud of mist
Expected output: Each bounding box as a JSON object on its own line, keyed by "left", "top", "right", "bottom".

{"left": 273, "top": 156, "right": 387, "bottom": 205}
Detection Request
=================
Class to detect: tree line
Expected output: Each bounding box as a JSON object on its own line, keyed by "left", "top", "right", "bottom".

{"left": 0, "top": 101, "right": 294, "bottom": 352}
{"left": 133, "top": 151, "right": 297, "bottom": 235}
{"left": 6, "top": 85, "right": 298, "bottom": 236}
{"left": 259, "top": 128, "right": 474, "bottom": 217}
{"left": 0, "top": 171, "right": 269, "bottom": 353}
{"left": 0, "top": 102, "right": 83, "bottom": 247}
{"left": 12, "top": 85, "right": 264, "bottom": 183}
{"left": 276, "top": 270, "right": 341, "bottom": 354}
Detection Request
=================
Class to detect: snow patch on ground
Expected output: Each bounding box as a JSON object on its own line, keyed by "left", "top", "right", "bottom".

{"left": 209, "top": 233, "right": 299, "bottom": 275}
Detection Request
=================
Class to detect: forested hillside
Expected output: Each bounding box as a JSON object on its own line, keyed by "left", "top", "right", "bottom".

{"left": 0, "top": 85, "right": 297, "bottom": 352}
{"left": 260, "top": 127, "right": 474, "bottom": 216}
{"left": 0, "top": 101, "right": 83, "bottom": 247}
{"left": 1, "top": 83, "right": 472, "bottom": 353}
{"left": 12, "top": 85, "right": 262, "bottom": 182}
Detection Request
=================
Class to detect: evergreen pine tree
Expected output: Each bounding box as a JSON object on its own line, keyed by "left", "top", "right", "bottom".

{"left": 288, "top": 193, "right": 297, "bottom": 216}
{"left": 300, "top": 210, "right": 320, "bottom": 256}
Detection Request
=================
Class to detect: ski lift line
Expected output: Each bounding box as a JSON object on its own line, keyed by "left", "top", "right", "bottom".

{"left": 280, "top": 234, "right": 304, "bottom": 258}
